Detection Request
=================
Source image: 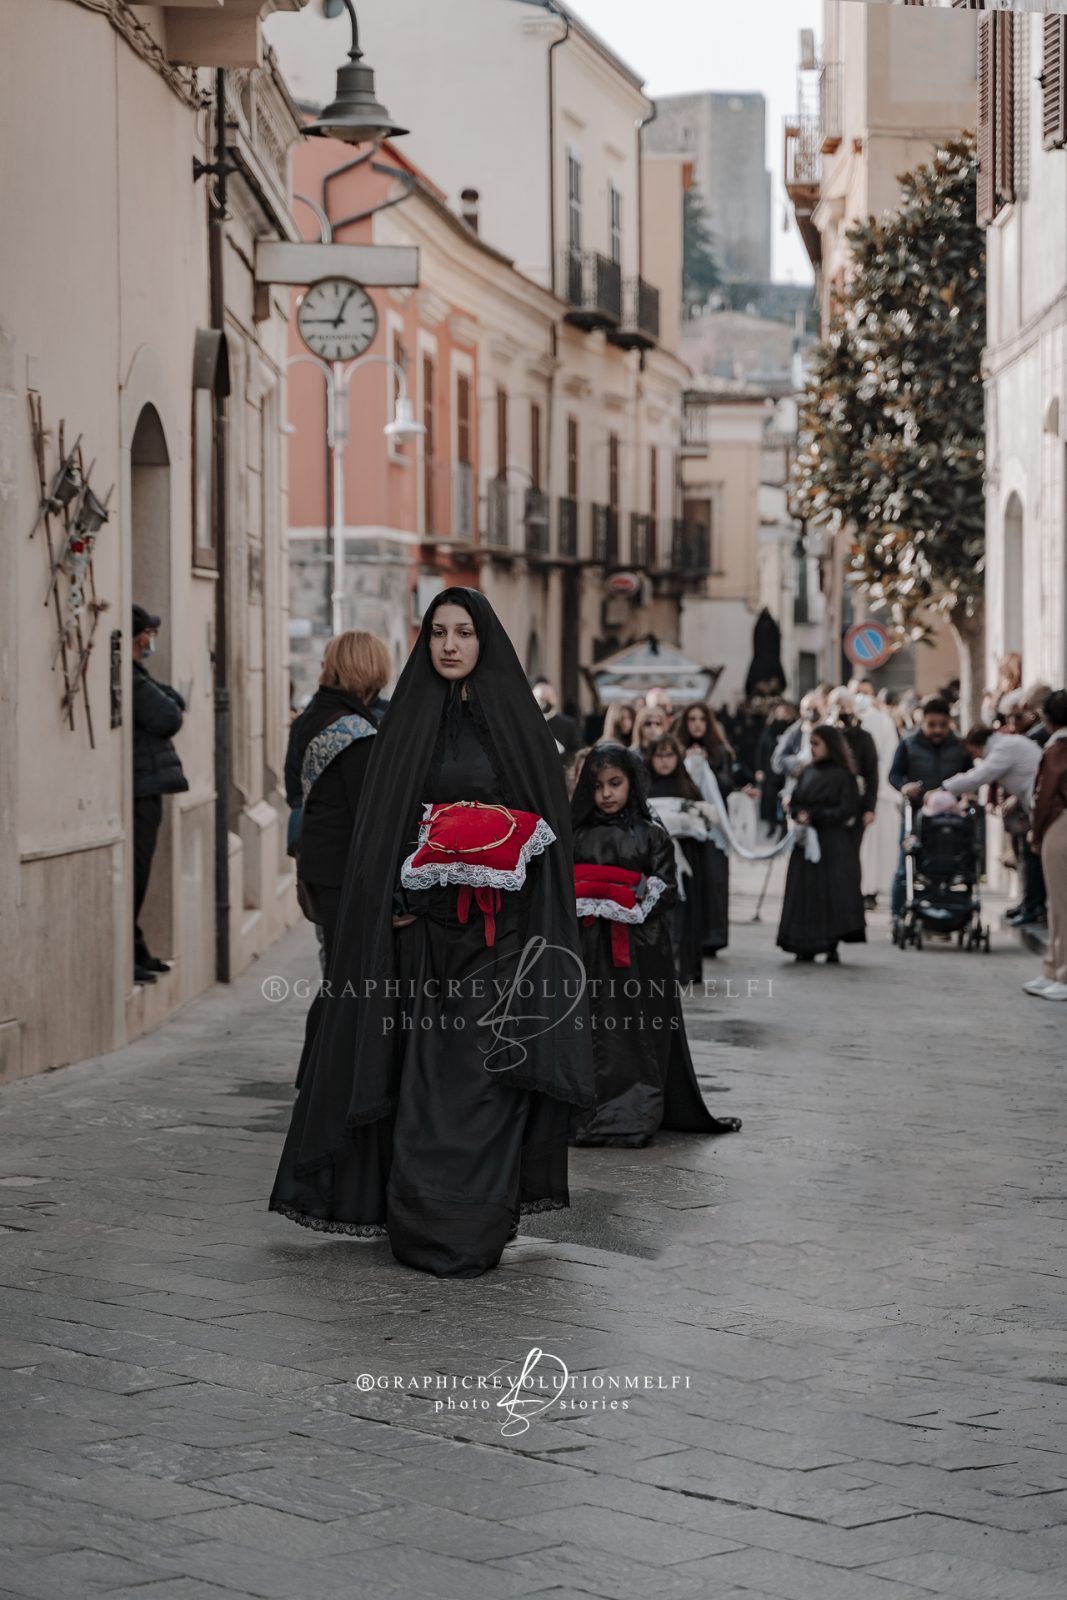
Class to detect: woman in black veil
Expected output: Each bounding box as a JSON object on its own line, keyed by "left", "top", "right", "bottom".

{"left": 269, "top": 589, "right": 593, "bottom": 1278}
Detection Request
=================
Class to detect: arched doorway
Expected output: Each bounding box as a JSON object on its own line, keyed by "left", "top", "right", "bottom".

{"left": 1002, "top": 492, "right": 1024, "bottom": 666}
{"left": 130, "top": 404, "right": 174, "bottom": 967}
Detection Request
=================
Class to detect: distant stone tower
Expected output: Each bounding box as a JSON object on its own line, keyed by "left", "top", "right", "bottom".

{"left": 645, "top": 91, "right": 772, "bottom": 285}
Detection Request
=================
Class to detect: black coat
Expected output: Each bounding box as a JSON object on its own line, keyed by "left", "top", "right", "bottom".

{"left": 133, "top": 662, "right": 188, "bottom": 799}
{"left": 888, "top": 729, "right": 970, "bottom": 797}
{"left": 777, "top": 761, "right": 865, "bottom": 955}
{"left": 755, "top": 719, "right": 790, "bottom": 827}
{"left": 290, "top": 687, "right": 379, "bottom": 888}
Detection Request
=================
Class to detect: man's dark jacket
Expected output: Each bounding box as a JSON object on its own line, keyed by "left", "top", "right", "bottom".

{"left": 888, "top": 728, "right": 970, "bottom": 797}
{"left": 133, "top": 661, "right": 188, "bottom": 798}
{"left": 840, "top": 721, "right": 880, "bottom": 813}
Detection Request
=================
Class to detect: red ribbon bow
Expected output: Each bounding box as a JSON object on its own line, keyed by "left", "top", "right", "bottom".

{"left": 456, "top": 884, "right": 502, "bottom": 947}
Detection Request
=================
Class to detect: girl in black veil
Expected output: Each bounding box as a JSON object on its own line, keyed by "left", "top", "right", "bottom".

{"left": 570, "top": 743, "right": 741, "bottom": 1147}
{"left": 270, "top": 589, "right": 593, "bottom": 1278}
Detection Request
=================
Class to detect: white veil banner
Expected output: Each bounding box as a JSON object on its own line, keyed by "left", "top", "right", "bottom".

{"left": 683, "top": 752, "right": 820, "bottom": 866}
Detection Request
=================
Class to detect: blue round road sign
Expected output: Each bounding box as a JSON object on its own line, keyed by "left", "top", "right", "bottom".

{"left": 844, "top": 621, "right": 892, "bottom": 670}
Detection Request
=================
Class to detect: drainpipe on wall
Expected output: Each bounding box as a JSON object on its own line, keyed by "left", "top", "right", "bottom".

{"left": 635, "top": 100, "right": 658, "bottom": 584}
{"left": 209, "top": 68, "right": 232, "bottom": 984}
{"left": 546, "top": 2, "right": 570, "bottom": 700}
{"left": 547, "top": 1, "right": 570, "bottom": 297}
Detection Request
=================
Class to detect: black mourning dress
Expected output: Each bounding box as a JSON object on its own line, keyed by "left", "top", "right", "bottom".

{"left": 269, "top": 588, "right": 593, "bottom": 1280}
{"left": 776, "top": 760, "right": 866, "bottom": 956}
{"left": 386, "top": 698, "right": 572, "bottom": 1276}
{"left": 646, "top": 772, "right": 706, "bottom": 984}
{"left": 572, "top": 806, "right": 740, "bottom": 1147}
{"left": 701, "top": 750, "right": 733, "bottom": 954}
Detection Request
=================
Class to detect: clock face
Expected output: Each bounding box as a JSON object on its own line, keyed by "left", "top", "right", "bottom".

{"left": 297, "top": 278, "right": 379, "bottom": 362}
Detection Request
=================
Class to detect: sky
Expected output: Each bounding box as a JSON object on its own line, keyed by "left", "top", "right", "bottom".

{"left": 565, "top": 0, "right": 822, "bottom": 285}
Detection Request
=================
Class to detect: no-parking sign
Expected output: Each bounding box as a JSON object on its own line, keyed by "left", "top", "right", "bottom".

{"left": 844, "top": 620, "right": 892, "bottom": 671}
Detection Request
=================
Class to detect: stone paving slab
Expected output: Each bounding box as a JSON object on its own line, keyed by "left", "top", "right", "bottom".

{"left": 0, "top": 874, "right": 1064, "bottom": 1597}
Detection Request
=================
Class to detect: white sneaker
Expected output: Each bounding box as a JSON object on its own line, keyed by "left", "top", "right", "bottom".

{"left": 1038, "top": 982, "right": 1067, "bottom": 1002}
{"left": 1023, "top": 977, "right": 1056, "bottom": 996}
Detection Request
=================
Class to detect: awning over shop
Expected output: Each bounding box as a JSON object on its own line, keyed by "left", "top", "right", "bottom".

{"left": 583, "top": 637, "right": 723, "bottom": 707}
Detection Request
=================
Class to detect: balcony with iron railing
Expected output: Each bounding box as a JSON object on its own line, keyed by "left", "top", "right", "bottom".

{"left": 783, "top": 104, "right": 823, "bottom": 270}
{"left": 523, "top": 487, "right": 550, "bottom": 556}
{"left": 558, "top": 496, "right": 580, "bottom": 560}
{"left": 592, "top": 504, "right": 620, "bottom": 566}
{"left": 453, "top": 461, "right": 474, "bottom": 540}
{"left": 420, "top": 460, "right": 476, "bottom": 542}
{"left": 681, "top": 401, "right": 711, "bottom": 455}
{"left": 561, "top": 249, "right": 623, "bottom": 332}
{"left": 483, "top": 474, "right": 510, "bottom": 549}
{"left": 630, "top": 512, "right": 659, "bottom": 570}
{"left": 670, "top": 518, "right": 710, "bottom": 578}
{"left": 608, "top": 277, "right": 660, "bottom": 351}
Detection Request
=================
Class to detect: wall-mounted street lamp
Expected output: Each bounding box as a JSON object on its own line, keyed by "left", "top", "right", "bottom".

{"left": 287, "top": 352, "right": 424, "bottom": 636}
{"left": 306, "top": 0, "right": 408, "bottom": 146}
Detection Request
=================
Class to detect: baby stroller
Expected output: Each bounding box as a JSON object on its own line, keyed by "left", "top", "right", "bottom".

{"left": 892, "top": 797, "right": 990, "bottom": 952}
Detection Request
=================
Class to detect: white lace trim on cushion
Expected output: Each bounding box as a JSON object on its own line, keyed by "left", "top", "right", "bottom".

{"left": 575, "top": 874, "right": 667, "bottom": 924}
{"left": 400, "top": 814, "right": 557, "bottom": 892}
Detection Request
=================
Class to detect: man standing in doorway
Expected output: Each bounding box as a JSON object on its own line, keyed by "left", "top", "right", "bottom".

{"left": 132, "top": 604, "right": 188, "bottom": 985}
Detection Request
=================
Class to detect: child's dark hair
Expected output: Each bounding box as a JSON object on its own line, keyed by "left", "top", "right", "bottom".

{"left": 571, "top": 741, "right": 650, "bottom": 825}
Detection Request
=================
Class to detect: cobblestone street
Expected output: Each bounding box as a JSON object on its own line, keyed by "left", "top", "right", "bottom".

{"left": 2, "top": 868, "right": 1066, "bottom": 1600}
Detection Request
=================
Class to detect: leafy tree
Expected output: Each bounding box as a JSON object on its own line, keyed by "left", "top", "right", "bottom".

{"left": 683, "top": 187, "right": 722, "bottom": 317}
{"left": 791, "top": 135, "right": 986, "bottom": 720}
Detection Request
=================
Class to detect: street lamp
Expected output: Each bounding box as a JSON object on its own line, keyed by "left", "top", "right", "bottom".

{"left": 306, "top": 0, "right": 409, "bottom": 146}
{"left": 287, "top": 352, "right": 424, "bottom": 637}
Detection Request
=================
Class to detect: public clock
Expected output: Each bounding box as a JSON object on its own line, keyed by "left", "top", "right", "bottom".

{"left": 297, "top": 278, "right": 379, "bottom": 362}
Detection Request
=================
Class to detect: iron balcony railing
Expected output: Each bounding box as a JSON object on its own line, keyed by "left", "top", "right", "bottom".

{"left": 558, "top": 496, "right": 579, "bottom": 559}
{"left": 681, "top": 402, "right": 711, "bottom": 452}
{"left": 610, "top": 277, "right": 660, "bottom": 349}
{"left": 627, "top": 515, "right": 659, "bottom": 572}
{"left": 670, "top": 518, "right": 710, "bottom": 575}
{"left": 523, "top": 486, "right": 550, "bottom": 555}
{"left": 561, "top": 249, "right": 623, "bottom": 329}
{"left": 485, "top": 475, "right": 510, "bottom": 547}
{"left": 592, "top": 504, "right": 620, "bottom": 566}
{"left": 784, "top": 111, "right": 822, "bottom": 195}
{"left": 453, "top": 461, "right": 474, "bottom": 540}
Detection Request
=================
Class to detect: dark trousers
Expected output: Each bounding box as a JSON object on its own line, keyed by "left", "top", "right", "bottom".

{"left": 1023, "top": 841, "right": 1048, "bottom": 918}
{"left": 891, "top": 811, "right": 908, "bottom": 917}
{"left": 133, "top": 793, "right": 163, "bottom": 967}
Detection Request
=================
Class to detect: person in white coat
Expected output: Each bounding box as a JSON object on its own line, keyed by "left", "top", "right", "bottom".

{"left": 852, "top": 689, "right": 902, "bottom": 909}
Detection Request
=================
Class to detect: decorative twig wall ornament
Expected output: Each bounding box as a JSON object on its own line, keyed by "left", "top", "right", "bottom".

{"left": 28, "top": 394, "right": 112, "bottom": 748}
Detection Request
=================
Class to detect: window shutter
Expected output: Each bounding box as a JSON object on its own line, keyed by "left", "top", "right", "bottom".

{"left": 977, "top": 15, "right": 994, "bottom": 225}
{"left": 1041, "top": 17, "right": 1067, "bottom": 152}
{"left": 994, "top": 14, "right": 1016, "bottom": 211}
